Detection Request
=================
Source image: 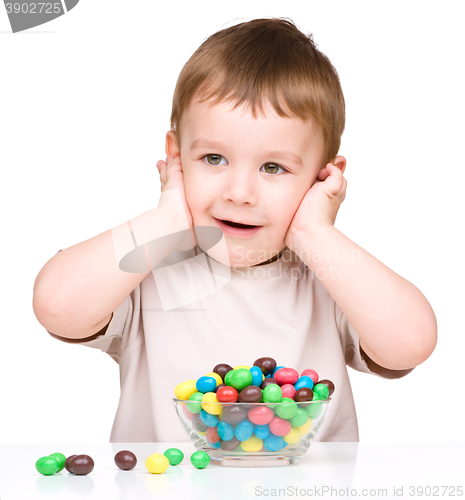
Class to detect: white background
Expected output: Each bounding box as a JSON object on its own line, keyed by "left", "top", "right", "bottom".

{"left": 0, "top": 1, "right": 464, "bottom": 444}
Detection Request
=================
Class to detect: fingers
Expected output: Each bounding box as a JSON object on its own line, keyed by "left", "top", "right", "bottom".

{"left": 321, "top": 163, "right": 346, "bottom": 197}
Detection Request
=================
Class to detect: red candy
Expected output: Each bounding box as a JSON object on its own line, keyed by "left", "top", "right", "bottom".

{"left": 301, "top": 369, "right": 319, "bottom": 385}
{"left": 269, "top": 416, "right": 292, "bottom": 436}
{"left": 216, "top": 386, "right": 238, "bottom": 403}
{"left": 248, "top": 405, "right": 274, "bottom": 425}
{"left": 206, "top": 426, "right": 220, "bottom": 443}
{"left": 280, "top": 383, "right": 296, "bottom": 399}
{"left": 274, "top": 367, "right": 299, "bottom": 386}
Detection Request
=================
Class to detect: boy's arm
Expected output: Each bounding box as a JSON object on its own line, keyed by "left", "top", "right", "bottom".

{"left": 286, "top": 163, "right": 437, "bottom": 371}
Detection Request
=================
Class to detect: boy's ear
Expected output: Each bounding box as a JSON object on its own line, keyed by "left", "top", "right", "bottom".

{"left": 165, "top": 131, "right": 181, "bottom": 158}
{"left": 332, "top": 155, "right": 347, "bottom": 175}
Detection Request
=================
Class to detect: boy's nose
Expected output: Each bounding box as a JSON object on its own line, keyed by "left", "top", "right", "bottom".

{"left": 221, "top": 169, "right": 259, "bottom": 206}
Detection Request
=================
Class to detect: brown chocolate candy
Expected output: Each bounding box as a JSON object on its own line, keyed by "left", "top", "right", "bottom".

{"left": 114, "top": 450, "right": 137, "bottom": 470}
{"left": 65, "top": 455, "right": 78, "bottom": 473}
{"left": 213, "top": 363, "right": 233, "bottom": 381}
{"left": 191, "top": 413, "right": 207, "bottom": 433}
{"left": 317, "top": 379, "right": 335, "bottom": 397}
{"left": 294, "top": 387, "right": 314, "bottom": 402}
{"left": 221, "top": 405, "right": 248, "bottom": 424}
{"left": 238, "top": 385, "right": 262, "bottom": 403}
{"left": 260, "top": 378, "right": 277, "bottom": 389}
{"left": 69, "top": 455, "right": 94, "bottom": 475}
{"left": 220, "top": 436, "right": 241, "bottom": 451}
{"left": 253, "top": 357, "right": 277, "bottom": 376}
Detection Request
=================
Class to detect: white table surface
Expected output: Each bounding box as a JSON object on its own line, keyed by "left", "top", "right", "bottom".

{"left": 0, "top": 442, "right": 463, "bottom": 500}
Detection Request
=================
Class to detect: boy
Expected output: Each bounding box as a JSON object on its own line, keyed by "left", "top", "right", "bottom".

{"left": 32, "top": 18, "right": 437, "bottom": 442}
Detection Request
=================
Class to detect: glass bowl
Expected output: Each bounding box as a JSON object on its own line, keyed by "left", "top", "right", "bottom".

{"left": 173, "top": 397, "right": 331, "bottom": 467}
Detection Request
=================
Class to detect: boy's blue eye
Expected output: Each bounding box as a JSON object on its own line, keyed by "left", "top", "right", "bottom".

{"left": 204, "top": 154, "right": 226, "bottom": 166}
{"left": 262, "top": 162, "right": 285, "bottom": 175}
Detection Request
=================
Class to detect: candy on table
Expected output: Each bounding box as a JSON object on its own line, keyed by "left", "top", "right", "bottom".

{"left": 145, "top": 453, "right": 169, "bottom": 474}
{"left": 164, "top": 448, "right": 184, "bottom": 466}
{"left": 175, "top": 358, "right": 335, "bottom": 454}
{"left": 35, "top": 456, "right": 60, "bottom": 476}
{"left": 68, "top": 455, "right": 94, "bottom": 475}
{"left": 115, "top": 450, "right": 137, "bottom": 470}
{"left": 190, "top": 450, "right": 210, "bottom": 469}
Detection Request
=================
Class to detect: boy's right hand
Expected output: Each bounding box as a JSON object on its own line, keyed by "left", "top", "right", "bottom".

{"left": 156, "top": 155, "right": 197, "bottom": 251}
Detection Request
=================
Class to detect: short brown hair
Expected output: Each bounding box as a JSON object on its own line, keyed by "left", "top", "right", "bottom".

{"left": 170, "top": 18, "right": 345, "bottom": 164}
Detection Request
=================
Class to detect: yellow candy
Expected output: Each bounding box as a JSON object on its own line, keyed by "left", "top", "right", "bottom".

{"left": 174, "top": 380, "right": 197, "bottom": 400}
{"left": 234, "top": 364, "right": 251, "bottom": 370}
{"left": 145, "top": 453, "right": 169, "bottom": 474}
{"left": 205, "top": 371, "right": 222, "bottom": 386}
{"left": 241, "top": 435, "right": 263, "bottom": 452}
{"left": 283, "top": 427, "right": 301, "bottom": 444}
{"left": 201, "top": 392, "right": 222, "bottom": 415}
{"left": 297, "top": 418, "right": 312, "bottom": 436}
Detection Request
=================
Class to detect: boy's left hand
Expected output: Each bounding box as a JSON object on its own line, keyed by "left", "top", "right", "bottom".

{"left": 285, "top": 162, "right": 347, "bottom": 252}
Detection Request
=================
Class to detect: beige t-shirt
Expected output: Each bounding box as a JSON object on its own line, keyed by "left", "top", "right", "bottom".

{"left": 49, "top": 247, "right": 411, "bottom": 442}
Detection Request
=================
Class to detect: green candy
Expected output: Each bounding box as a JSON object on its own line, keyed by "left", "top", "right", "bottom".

{"left": 36, "top": 456, "right": 60, "bottom": 476}
{"left": 49, "top": 452, "right": 66, "bottom": 472}
{"left": 289, "top": 407, "right": 309, "bottom": 427}
{"left": 306, "top": 393, "right": 323, "bottom": 419}
{"left": 190, "top": 450, "right": 210, "bottom": 469}
{"left": 275, "top": 397, "right": 298, "bottom": 419}
{"left": 224, "top": 370, "right": 234, "bottom": 386}
{"left": 164, "top": 448, "right": 184, "bottom": 466}
{"left": 313, "top": 383, "right": 329, "bottom": 400}
{"left": 262, "top": 383, "right": 283, "bottom": 404}
{"left": 228, "top": 369, "right": 252, "bottom": 391}
{"left": 186, "top": 392, "right": 204, "bottom": 413}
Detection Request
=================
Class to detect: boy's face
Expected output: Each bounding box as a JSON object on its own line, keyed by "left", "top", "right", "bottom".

{"left": 167, "top": 98, "right": 327, "bottom": 268}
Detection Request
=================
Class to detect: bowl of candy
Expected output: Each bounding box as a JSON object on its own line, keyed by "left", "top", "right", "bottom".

{"left": 173, "top": 357, "right": 334, "bottom": 467}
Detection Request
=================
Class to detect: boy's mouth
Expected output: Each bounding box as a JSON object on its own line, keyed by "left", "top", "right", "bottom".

{"left": 213, "top": 217, "right": 263, "bottom": 237}
{"left": 220, "top": 220, "right": 258, "bottom": 229}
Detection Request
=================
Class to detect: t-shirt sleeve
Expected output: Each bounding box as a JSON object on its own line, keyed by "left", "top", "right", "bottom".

{"left": 335, "top": 302, "right": 414, "bottom": 380}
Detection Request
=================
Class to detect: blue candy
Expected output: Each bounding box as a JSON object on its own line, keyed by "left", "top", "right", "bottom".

{"left": 294, "top": 375, "right": 314, "bottom": 391}
{"left": 249, "top": 366, "right": 263, "bottom": 387}
{"left": 254, "top": 424, "right": 270, "bottom": 439}
{"left": 196, "top": 376, "right": 217, "bottom": 393}
{"left": 235, "top": 419, "right": 254, "bottom": 442}
{"left": 207, "top": 440, "right": 221, "bottom": 449}
{"left": 263, "top": 433, "right": 285, "bottom": 451}
{"left": 199, "top": 409, "right": 219, "bottom": 427}
{"left": 217, "top": 420, "right": 234, "bottom": 441}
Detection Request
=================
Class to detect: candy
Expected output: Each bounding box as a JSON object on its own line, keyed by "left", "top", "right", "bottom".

{"left": 301, "top": 369, "right": 319, "bottom": 384}
{"left": 196, "top": 376, "right": 217, "bottom": 394}
{"left": 274, "top": 367, "right": 299, "bottom": 386}
{"left": 238, "top": 385, "right": 262, "bottom": 403}
{"left": 190, "top": 451, "right": 210, "bottom": 469}
{"left": 262, "top": 383, "right": 283, "bottom": 403}
{"left": 313, "top": 383, "right": 330, "bottom": 400}
{"left": 65, "top": 455, "right": 77, "bottom": 473}
{"left": 253, "top": 357, "right": 277, "bottom": 376}
{"left": 241, "top": 435, "right": 263, "bottom": 452}
{"left": 222, "top": 405, "right": 248, "bottom": 424}
{"left": 186, "top": 392, "right": 204, "bottom": 413}
{"left": 213, "top": 363, "right": 233, "bottom": 380}
{"left": 36, "top": 456, "right": 60, "bottom": 476}
{"left": 164, "top": 448, "right": 184, "bottom": 466}
{"left": 174, "top": 379, "right": 198, "bottom": 400}
{"left": 228, "top": 368, "right": 253, "bottom": 391}
{"left": 69, "top": 455, "right": 94, "bottom": 475}
{"left": 248, "top": 405, "right": 274, "bottom": 425}
{"left": 249, "top": 366, "right": 264, "bottom": 386}
{"left": 217, "top": 420, "right": 235, "bottom": 441}
{"left": 317, "top": 379, "right": 335, "bottom": 396}
{"left": 115, "top": 450, "right": 137, "bottom": 470}
{"left": 49, "top": 452, "right": 66, "bottom": 472}
{"left": 145, "top": 453, "right": 169, "bottom": 474}
{"left": 175, "top": 359, "right": 334, "bottom": 455}
{"left": 201, "top": 392, "right": 221, "bottom": 415}
{"left": 294, "top": 375, "right": 314, "bottom": 391}
{"left": 235, "top": 419, "right": 254, "bottom": 441}
{"left": 269, "top": 416, "right": 292, "bottom": 436}
{"left": 294, "top": 387, "right": 313, "bottom": 402}
{"left": 275, "top": 397, "right": 298, "bottom": 420}
{"left": 216, "top": 385, "right": 238, "bottom": 403}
